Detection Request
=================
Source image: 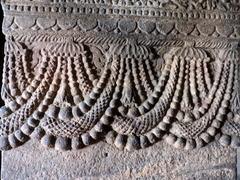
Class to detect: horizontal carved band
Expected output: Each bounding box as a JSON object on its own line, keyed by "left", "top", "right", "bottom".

{"left": 0, "top": 38, "right": 240, "bottom": 151}
{"left": 3, "top": 16, "right": 240, "bottom": 40}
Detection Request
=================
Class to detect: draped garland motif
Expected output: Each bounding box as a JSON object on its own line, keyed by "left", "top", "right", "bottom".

{"left": 0, "top": 39, "right": 239, "bottom": 151}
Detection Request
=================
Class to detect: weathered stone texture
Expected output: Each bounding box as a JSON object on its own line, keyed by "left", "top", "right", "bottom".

{"left": 1, "top": 0, "right": 240, "bottom": 179}
{"left": 0, "top": 0, "right": 240, "bottom": 152}
{"left": 1, "top": 141, "right": 237, "bottom": 180}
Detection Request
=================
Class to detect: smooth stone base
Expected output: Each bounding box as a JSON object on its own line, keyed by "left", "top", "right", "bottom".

{"left": 1, "top": 141, "right": 237, "bottom": 180}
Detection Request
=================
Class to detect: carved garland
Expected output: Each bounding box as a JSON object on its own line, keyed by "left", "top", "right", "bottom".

{"left": 1, "top": 0, "right": 240, "bottom": 151}
{"left": 0, "top": 37, "right": 239, "bottom": 151}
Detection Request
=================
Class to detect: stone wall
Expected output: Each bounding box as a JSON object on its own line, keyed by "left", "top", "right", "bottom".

{"left": 1, "top": 141, "right": 237, "bottom": 180}
{"left": 1, "top": 1, "right": 240, "bottom": 179}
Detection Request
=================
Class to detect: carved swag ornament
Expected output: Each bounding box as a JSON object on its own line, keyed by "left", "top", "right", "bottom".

{"left": 0, "top": 0, "right": 240, "bottom": 151}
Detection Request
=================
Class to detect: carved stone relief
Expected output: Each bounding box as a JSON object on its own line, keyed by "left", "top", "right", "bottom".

{"left": 0, "top": 0, "right": 240, "bottom": 151}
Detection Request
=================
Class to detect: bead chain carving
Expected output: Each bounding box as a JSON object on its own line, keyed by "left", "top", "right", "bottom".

{"left": 0, "top": 0, "right": 240, "bottom": 151}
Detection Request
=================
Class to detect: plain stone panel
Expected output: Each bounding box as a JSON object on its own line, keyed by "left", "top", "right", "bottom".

{"left": 1, "top": 141, "right": 237, "bottom": 180}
